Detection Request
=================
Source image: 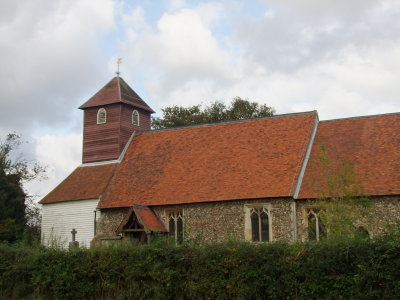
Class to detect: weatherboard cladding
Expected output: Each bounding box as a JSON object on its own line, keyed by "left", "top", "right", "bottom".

{"left": 41, "top": 199, "right": 99, "bottom": 248}
{"left": 83, "top": 104, "right": 122, "bottom": 163}
{"left": 298, "top": 112, "right": 400, "bottom": 199}
{"left": 97, "top": 112, "right": 318, "bottom": 209}
{"left": 80, "top": 76, "right": 154, "bottom": 164}
{"left": 119, "top": 104, "right": 151, "bottom": 150}
{"left": 82, "top": 103, "right": 151, "bottom": 163}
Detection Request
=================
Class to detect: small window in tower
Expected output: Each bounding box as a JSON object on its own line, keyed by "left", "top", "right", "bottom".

{"left": 97, "top": 108, "right": 106, "bottom": 124}
{"left": 132, "top": 110, "right": 140, "bottom": 126}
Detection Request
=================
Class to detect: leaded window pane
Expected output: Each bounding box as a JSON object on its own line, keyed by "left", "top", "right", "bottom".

{"left": 169, "top": 217, "right": 175, "bottom": 238}
{"left": 177, "top": 217, "right": 183, "bottom": 244}
{"left": 308, "top": 214, "right": 317, "bottom": 241}
{"left": 260, "top": 211, "right": 269, "bottom": 242}
{"left": 251, "top": 211, "right": 259, "bottom": 241}
{"left": 167, "top": 211, "right": 184, "bottom": 244}
{"left": 318, "top": 218, "right": 326, "bottom": 240}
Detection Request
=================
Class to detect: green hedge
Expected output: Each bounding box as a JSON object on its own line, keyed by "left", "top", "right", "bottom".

{"left": 1, "top": 236, "right": 400, "bottom": 299}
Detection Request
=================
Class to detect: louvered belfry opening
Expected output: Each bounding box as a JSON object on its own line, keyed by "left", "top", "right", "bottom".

{"left": 79, "top": 77, "right": 155, "bottom": 163}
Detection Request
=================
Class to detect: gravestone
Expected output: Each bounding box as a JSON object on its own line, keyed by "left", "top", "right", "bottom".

{"left": 69, "top": 228, "right": 79, "bottom": 249}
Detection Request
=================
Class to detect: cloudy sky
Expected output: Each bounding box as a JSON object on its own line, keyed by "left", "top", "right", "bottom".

{"left": 1, "top": 0, "right": 400, "bottom": 200}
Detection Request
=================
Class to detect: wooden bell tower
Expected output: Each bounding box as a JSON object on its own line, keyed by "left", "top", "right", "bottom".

{"left": 79, "top": 77, "right": 154, "bottom": 163}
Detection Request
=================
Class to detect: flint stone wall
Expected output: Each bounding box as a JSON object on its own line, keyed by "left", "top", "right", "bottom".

{"left": 95, "top": 196, "right": 400, "bottom": 244}
{"left": 152, "top": 198, "right": 294, "bottom": 243}
{"left": 296, "top": 196, "right": 400, "bottom": 241}
{"left": 95, "top": 198, "right": 294, "bottom": 242}
{"left": 95, "top": 207, "right": 130, "bottom": 237}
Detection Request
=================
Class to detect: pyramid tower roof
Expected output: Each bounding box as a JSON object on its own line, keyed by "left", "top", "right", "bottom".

{"left": 79, "top": 76, "right": 154, "bottom": 113}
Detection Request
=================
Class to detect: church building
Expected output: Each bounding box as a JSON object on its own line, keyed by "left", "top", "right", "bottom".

{"left": 39, "top": 76, "right": 400, "bottom": 247}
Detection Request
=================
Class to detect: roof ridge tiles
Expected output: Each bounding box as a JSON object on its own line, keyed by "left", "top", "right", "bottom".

{"left": 116, "top": 76, "right": 122, "bottom": 102}
{"left": 136, "top": 110, "right": 318, "bottom": 135}
{"left": 320, "top": 111, "right": 400, "bottom": 123}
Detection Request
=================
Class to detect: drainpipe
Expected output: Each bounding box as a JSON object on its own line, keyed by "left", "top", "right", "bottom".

{"left": 94, "top": 210, "right": 97, "bottom": 236}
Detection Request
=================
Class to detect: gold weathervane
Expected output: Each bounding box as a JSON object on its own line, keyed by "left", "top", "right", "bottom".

{"left": 116, "top": 58, "right": 122, "bottom": 76}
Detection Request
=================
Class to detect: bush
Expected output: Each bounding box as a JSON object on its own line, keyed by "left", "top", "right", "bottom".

{"left": 1, "top": 235, "right": 400, "bottom": 299}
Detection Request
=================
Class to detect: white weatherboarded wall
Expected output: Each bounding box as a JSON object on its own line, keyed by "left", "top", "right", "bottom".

{"left": 41, "top": 199, "right": 100, "bottom": 248}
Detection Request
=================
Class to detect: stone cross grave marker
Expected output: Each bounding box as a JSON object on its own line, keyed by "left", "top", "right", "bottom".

{"left": 69, "top": 228, "right": 79, "bottom": 249}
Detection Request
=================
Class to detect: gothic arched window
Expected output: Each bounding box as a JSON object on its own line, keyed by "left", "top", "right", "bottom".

{"left": 307, "top": 208, "right": 326, "bottom": 241}
{"left": 245, "top": 204, "right": 271, "bottom": 242}
{"left": 132, "top": 110, "right": 140, "bottom": 126}
{"left": 97, "top": 108, "right": 106, "bottom": 124}
{"left": 250, "top": 207, "right": 270, "bottom": 242}
{"left": 167, "top": 210, "right": 184, "bottom": 244}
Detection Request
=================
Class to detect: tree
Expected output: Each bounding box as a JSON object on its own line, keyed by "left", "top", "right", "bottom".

{"left": 152, "top": 97, "right": 275, "bottom": 129}
{"left": 0, "top": 133, "right": 46, "bottom": 242}
{"left": 307, "top": 145, "right": 371, "bottom": 240}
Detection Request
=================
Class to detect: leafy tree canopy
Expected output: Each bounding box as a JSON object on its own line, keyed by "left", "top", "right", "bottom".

{"left": 308, "top": 145, "right": 371, "bottom": 240}
{"left": 152, "top": 97, "right": 275, "bottom": 129}
{"left": 0, "top": 133, "right": 45, "bottom": 242}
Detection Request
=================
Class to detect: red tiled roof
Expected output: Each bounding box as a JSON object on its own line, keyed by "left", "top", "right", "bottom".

{"left": 298, "top": 113, "right": 400, "bottom": 199}
{"left": 98, "top": 112, "right": 318, "bottom": 208}
{"left": 39, "top": 163, "right": 117, "bottom": 204}
{"left": 79, "top": 77, "right": 155, "bottom": 113}
{"left": 134, "top": 206, "right": 167, "bottom": 232}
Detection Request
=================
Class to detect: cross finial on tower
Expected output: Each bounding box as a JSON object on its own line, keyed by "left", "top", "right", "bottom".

{"left": 116, "top": 58, "right": 122, "bottom": 76}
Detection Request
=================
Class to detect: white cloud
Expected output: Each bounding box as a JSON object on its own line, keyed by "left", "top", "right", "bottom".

{"left": 168, "top": 0, "right": 187, "bottom": 11}
{"left": 119, "top": 4, "right": 232, "bottom": 110}
{"left": 0, "top": 0, "right": 116, "bottom": 134}
{"left": 115, "top": 0, "right": 400, "bottom": 120}
{"left": 26, "top": 133, "right": 82, "bottom": 200}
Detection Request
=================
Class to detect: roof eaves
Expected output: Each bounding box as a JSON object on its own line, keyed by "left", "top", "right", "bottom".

{"left": 297, "top": 192, "right": 400, "bottom": 200}
{"left": 78, "top": 101, "right": 121, "bottom": 110}
{"left": 145, "top": 195, "right": 295, "bottom": 208}
{"left": 80, "top": 160, "right": 120, "bottom": 167}
{"left": 120, "top": 99, "right": 155, "bottom": 113}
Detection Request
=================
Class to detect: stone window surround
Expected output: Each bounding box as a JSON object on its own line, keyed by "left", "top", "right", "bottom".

{"left": 244, "top": 203, "right": 273, "bottom": 242}
{"left": 165, "top": 208, "right": 184, "bottom": 243}
{"left": 304, "top": 207, "right": 325, "bottom": 241}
